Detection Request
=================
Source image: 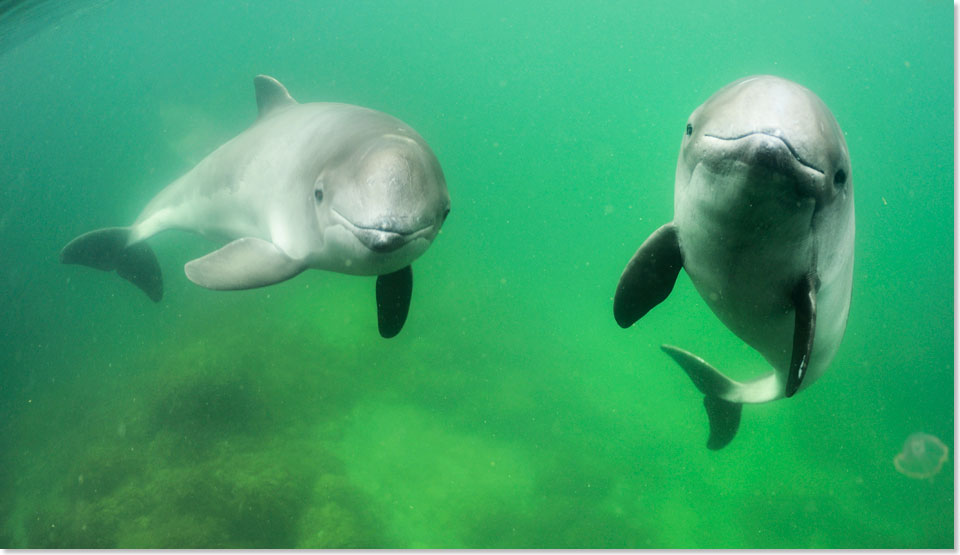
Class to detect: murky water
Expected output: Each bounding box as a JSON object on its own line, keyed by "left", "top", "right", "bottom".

{"left": 0, "top": 0, "right": 953, "bottom": 548}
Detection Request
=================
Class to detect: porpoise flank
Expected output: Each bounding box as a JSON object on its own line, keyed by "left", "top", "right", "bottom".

{"left": 613, "top": 75, "right": 854, "bottom": 449}
{"left": 61, "top": 75, "right": 451, "bottom": 338}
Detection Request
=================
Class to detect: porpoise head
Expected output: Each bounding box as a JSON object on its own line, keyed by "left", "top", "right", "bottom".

{"left": 678, "top": 75, "right": 852, "bottom": 210}
{"left": 311, "top": 129, "right": 450, "bottom": 272}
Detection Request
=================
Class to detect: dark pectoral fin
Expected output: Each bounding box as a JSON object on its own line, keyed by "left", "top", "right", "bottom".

{"left": 786, "top": 273, "right": 818, "bottom": 397}
{"left": 613, "top": 223, "right": 682, "bottom": 328}
{"left": 376, "top": 265, "right": 413, "bottom": 338}
{"left": 184, "top": 237, "right": 305, "bottom": 290}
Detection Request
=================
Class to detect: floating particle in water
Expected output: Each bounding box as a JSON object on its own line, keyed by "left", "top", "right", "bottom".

{"left": 894, "top": 432, "right": 949, "bottom": 480}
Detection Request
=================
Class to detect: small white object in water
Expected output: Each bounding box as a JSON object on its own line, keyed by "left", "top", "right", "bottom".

{"left": 894, "top": 432, "right": 948, "bottom": 480}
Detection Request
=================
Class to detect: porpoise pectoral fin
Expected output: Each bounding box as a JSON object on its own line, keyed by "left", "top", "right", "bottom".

{"left": 375, "top": 265, "right": 413, "bottom": 339}
{"left": 254, "top": 75, "right": 297, "bottom": 119}
{"left": 184, "top": 237, "right": 305, "bottom": 290}
{"left": 614, "top": 223, "right": 683, "bottom": 328}
{"left": 660, "top": 344, "right": 744, "bottom": 450}
{"left": 60, "top": 227, "right": 163, "bottom": 302}
{"left": 786, "top": 273, "right": 818, "bottom": 397}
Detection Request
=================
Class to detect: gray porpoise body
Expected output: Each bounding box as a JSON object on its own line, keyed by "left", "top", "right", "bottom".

{"left": 614, "top": 75, "right": 854, "bottom": 448}
{"left": 61, "top": 75, "right": 450, "bottom": 338}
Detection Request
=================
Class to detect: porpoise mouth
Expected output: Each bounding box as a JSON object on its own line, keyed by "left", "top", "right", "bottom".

{"left": 332, "top": 208, "right": 434, "bottom": 253}
{"left": 705, "top": 131, "right": 824, "bottom": 175}
{"left": 352, "top": 225, "right": 411, "bottom": 253}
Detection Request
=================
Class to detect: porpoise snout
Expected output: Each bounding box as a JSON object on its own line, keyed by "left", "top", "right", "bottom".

{"left": 751, "top": 133, "right": 797, "bottom": 173}
{"left": 355, "top": 228, "right": 408, "bottom": 253}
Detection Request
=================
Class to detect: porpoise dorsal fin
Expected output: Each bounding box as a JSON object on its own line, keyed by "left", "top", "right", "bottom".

{"left": 254, "top": 75, "right": 297, "bottom": 119}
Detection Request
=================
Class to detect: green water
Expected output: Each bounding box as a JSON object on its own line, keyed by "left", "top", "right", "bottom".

{"left": 0, "top": 0, "right": 953, "bottom": 548}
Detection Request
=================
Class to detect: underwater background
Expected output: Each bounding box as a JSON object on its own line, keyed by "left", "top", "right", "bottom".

{"left": 0, "top": 0, "right": 953, "bottom": 548}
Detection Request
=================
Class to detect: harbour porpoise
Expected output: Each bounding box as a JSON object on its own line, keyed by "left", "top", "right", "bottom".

{"left": 614, "top": 75, "right": 854, "bottom": 449}
{"left": 61, "top": 75, "right": 450, "bottom": 338}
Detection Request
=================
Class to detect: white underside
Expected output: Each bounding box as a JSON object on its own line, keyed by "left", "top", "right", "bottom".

{"left": 674, "top": 161, "right": 854, "bottom": 402}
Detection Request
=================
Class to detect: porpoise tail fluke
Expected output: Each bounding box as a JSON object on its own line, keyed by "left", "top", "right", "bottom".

{"left": 660, "top": 345, "right": 779, "bottom": 450}
{"left": 60, "top": 227, "right": 163, "bottom": 302}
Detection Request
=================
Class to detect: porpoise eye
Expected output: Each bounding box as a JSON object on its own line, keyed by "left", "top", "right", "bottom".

{"left": 833, "top": 169, "right": 847, "bottom": 187}
{"left": 442, "top": 208, "right": 450, "bottom": 223}
{"left": 314, "top": 189, "right": 324, "bottom": 203}
{"left": 685, "top": 123, "right": 693, "bottom": 136}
